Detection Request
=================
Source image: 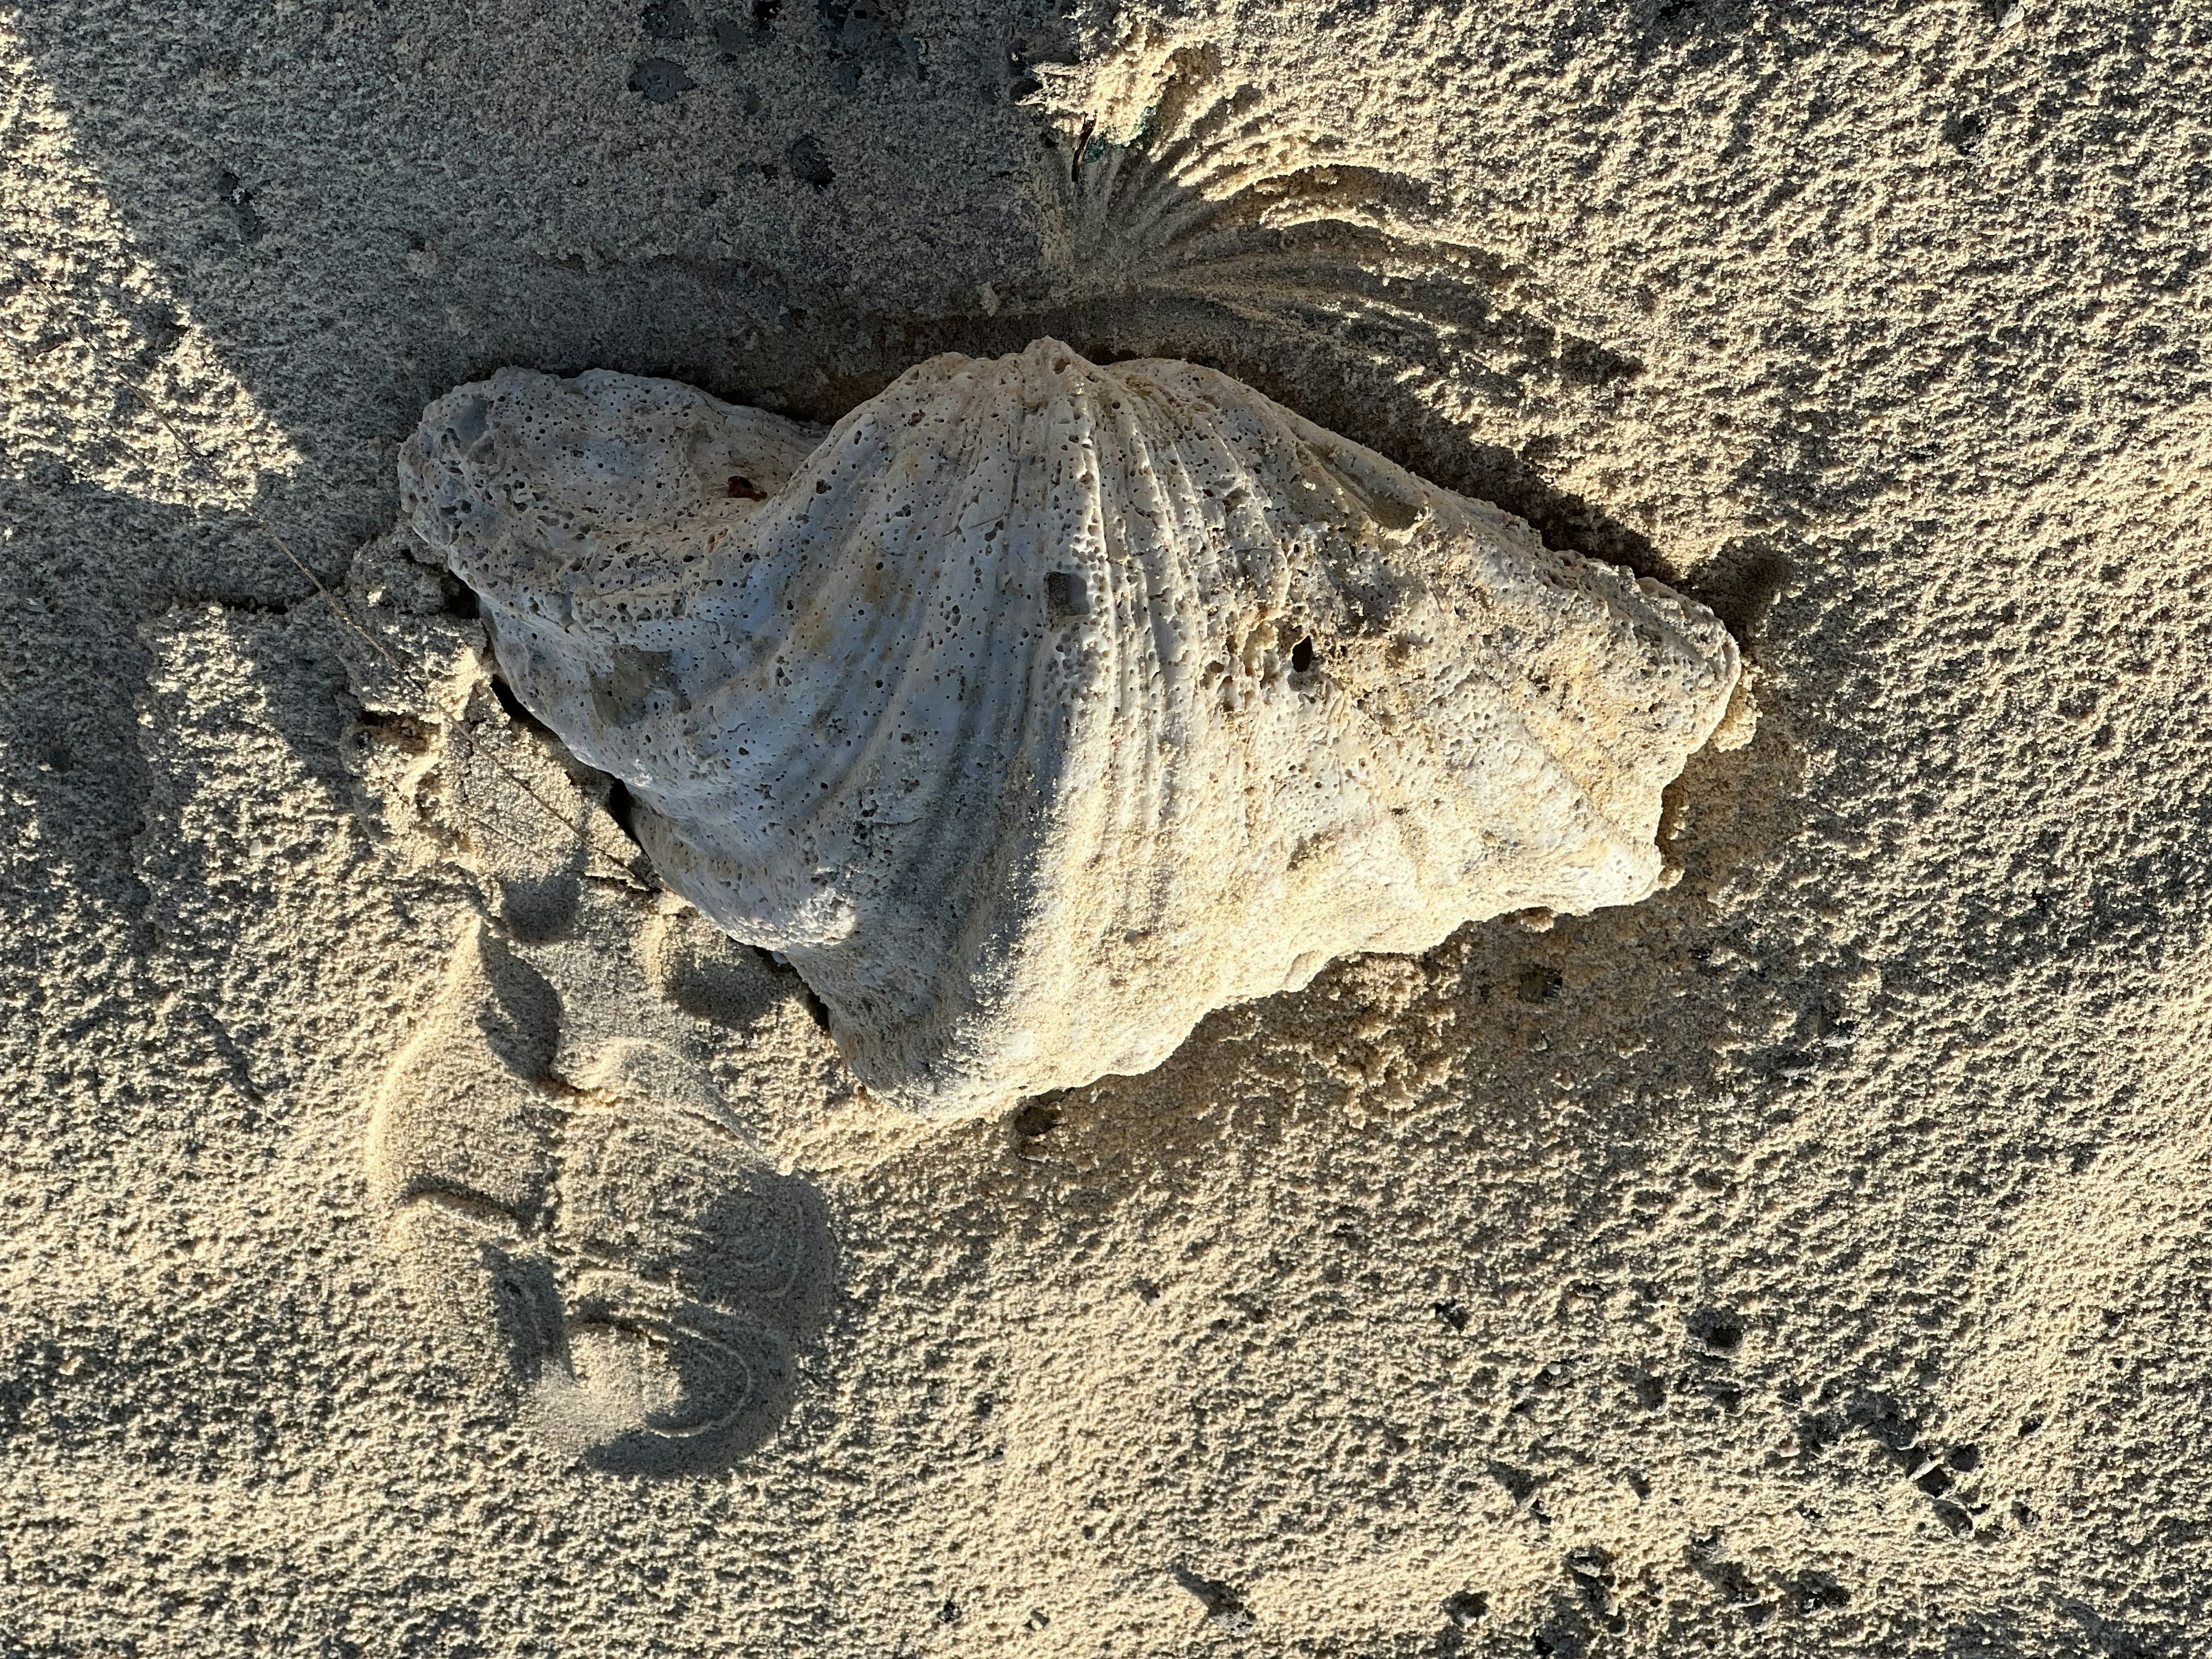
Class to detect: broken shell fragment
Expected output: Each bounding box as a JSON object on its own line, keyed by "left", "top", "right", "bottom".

{"left": 400, "top": 341, "right": 1744, "bottom": 1117}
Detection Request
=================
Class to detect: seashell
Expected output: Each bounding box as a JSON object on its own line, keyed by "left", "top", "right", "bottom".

{"left": 399, "top": 340, "right": 1745, "bottom": 1117}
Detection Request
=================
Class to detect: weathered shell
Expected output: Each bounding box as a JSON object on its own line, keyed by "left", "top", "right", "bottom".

{"left": 400, "top": 340, "right": 1744, "bottom": 1117}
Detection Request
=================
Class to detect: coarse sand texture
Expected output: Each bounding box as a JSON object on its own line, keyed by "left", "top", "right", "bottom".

{"left": 3, "top": 2, "right": 2210, "bottom": 1656}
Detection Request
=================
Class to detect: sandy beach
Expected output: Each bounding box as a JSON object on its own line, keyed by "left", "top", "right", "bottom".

{"left": 4, "top": 1, "right": 2209, "bottom": 1652}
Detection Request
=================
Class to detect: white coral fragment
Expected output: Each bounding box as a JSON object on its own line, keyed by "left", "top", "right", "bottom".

{"left": 400, "top": 341, "right": 1743, "bottom": 1117}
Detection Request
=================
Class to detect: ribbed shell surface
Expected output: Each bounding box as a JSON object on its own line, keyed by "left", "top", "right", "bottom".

{"left": 402, "top": 341, "right": 1742, "bottom": 1116}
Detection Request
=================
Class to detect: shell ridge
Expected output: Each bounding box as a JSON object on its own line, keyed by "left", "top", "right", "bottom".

{"left": 788, "top": 353, "right": 1069, "bottom": 1071}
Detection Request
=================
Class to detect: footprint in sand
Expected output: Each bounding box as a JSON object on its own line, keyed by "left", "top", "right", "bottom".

{"left": 366, "top": 892, "right": 835, "bottom": 1473}
{"left": 345, "top": 534, "right": 835, "bottom": 1472}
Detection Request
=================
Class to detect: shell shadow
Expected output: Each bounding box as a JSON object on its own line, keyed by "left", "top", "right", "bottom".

{"left": 731, "top": 111, "right": 1681, "bottom": 586}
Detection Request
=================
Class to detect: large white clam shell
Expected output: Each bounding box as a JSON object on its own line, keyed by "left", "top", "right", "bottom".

{"left": 400, "top": 340, "right": 1743, "bottom": 1117}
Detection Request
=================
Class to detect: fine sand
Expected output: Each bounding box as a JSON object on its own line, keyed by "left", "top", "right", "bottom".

{"left": 4, "top": 2, "right": 2209, "bottom": 1654}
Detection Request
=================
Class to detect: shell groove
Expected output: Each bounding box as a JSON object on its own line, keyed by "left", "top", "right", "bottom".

{"left": 401, "top": 340, "right": 1743, "bottom": 1116}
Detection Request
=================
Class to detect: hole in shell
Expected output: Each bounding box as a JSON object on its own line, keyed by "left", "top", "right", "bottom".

{"left": 726, "top": 475, "right": 766, "bottom": 501}
{"left": 1044, "top": 570, "right": 1088, "bottom": 618}
{"left": 1290, "top": 636, "right": 1316, "bottom": 673}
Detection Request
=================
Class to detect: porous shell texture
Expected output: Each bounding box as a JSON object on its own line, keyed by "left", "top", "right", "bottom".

{"left": 401, "top": 341, "right": 1742, "bottom": 1116}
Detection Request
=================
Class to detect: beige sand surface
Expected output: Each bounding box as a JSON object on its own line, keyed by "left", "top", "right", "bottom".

{"left": 3, "top": 1, "right": 2209, "bottom": 1653}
